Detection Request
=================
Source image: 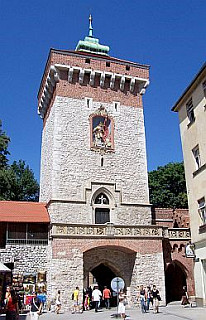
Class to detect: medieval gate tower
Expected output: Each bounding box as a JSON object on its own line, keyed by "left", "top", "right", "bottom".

{"left": 38, "top": 17, "right": 165, "bottom": 308}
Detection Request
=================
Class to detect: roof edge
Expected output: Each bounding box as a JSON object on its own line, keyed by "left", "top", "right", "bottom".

{"left": 50, "top": 48, "right": 150, "bottom": 69}
{"left": 172, "top": 62, "right": 206, "bottom": 112}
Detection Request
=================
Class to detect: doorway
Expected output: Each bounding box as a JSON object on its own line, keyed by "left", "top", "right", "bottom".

{"left": 165, "top": 262, "right": 187, "bottom": 303}
{"left": 91, "top": 263, "right": 117, "bottom": 307}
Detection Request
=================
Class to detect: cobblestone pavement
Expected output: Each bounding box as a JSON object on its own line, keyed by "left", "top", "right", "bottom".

{"left": 1, "top": 303, "right": 205, "bottom": 320}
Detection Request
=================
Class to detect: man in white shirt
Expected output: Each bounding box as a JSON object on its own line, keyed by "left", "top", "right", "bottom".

{"left": 92, "top": 285, "right": 102, "bottom": 312}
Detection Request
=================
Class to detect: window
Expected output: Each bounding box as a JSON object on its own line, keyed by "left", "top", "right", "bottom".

{"left": 186, "top": 98, "right": 195, "bottom": 124}
{"left": 106, "top": 62, "right": 110, "bottom": 67}
{"left": 198, "top": 198, "right": 206, "bottom": 224}
{"left": 95, "top": 193, "right": 109, "bottom": 204}
{"left": 192, "top": 145, "right": 201, "bottom": 169}
{"left": 85, "top": 58, "right": 90, "bottom": 64}
{"left": 95, "top": 208, "right": 110, "bottom": 224}
{"left": 113, "top": 101, "right": 120, "bottom": 113}
{"left": 126, "top": 65, "right": 130, "bottom": 71}
{"left": 85, "top": 97, "right": 93, "bottom": 108}
{"left": 6, "top": 223, "right": 48, "bottom": 244}
{"left": 94, "top": 193, "right": 110, "bottom": 224}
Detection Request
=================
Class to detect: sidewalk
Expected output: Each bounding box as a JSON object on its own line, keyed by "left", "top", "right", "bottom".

{"left": 41, "top": 303, "right": 206, "bottom": 320}
{"left": 1, "top": 303, "right": 205, "bottom": 320}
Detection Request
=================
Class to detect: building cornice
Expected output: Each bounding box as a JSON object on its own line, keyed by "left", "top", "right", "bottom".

{"left": 38, "top": 63, "right": 149, "bottom": 118}
{"left": 172, "top": 62, "right": 206, "bottom": 112}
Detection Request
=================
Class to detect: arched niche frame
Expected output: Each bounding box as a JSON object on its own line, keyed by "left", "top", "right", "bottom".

{"left": 91, "top": 187, "right": 116, "bottom": 224}
{"left": 89, "top": 105, "right": 114, "bottom": 151}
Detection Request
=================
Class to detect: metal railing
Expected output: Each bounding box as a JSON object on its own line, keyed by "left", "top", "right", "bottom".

{"left": 6, "top": 238, "right": 48, "bottom": 245}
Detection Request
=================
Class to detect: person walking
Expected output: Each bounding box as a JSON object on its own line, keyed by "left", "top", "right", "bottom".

{"left": 146, "top": 286, "right": 152, "bottom": 311}
{"left": 72, "top": 287, "right": 80, "bottom": 313}
{"left": 117, "top": 289, "right": 126, "bottom": 319}
{"left": 83, "top": 289, "right": 90, "bottom": 311}
{"left": 5, "top": 288, "right": 19, "bottom": 320}
{"left": 55, "top": 290, "right": 61, "bottom": 314}
{"left": 92, "top": 285, "right": 102, "bottom": 312}
{"left": 181, "top": 286, "right": 189, "bottom": 306}
{"left": 102, "top": 286, "right": 111, "bottom": 309}
{"left": 30, "top": 293, "right": 42, "bottom": 320}
{"left": 151, "top": 285, "right": 160, "bottom": 314}
{"left": 139, "top": 285, "right": 147, "bottom": 313}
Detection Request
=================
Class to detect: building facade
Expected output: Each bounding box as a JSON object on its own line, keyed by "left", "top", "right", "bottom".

{"left": 38, "top": 18, "right": 166, "bottom": 308}
{"left": 172, "top": 63, "right": 206, "bottom": 306}
{"left": 0, "top": 18, "right": 195, "bottom": 310}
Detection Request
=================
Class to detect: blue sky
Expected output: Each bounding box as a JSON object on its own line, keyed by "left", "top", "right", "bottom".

{"left": 1, "top": 0, "right": 206, "bottom": 182}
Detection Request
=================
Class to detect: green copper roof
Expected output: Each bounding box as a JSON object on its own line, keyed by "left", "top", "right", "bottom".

{"left": 75, "top": 15, "right": 110, "bottom": 55}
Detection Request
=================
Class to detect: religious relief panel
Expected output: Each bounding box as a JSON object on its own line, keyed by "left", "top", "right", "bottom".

{"left": 90, "top": 106, "right": 114, "bottom": 151}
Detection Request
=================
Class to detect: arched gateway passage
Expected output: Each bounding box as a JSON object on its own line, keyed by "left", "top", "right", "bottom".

{"left": 84, "top": 246, "right": 136, "bottom": 306}
{"left": 83, "top": 245, "right": 136, "bottom": 306}
{"left": 91, "top": 263, "right": 116, "bottom": 291}
{"left": 90, "top": 263, "right": 117, "bottom": 306}
{"left": 165, "top": 261, "right": 187, "bottom": 303}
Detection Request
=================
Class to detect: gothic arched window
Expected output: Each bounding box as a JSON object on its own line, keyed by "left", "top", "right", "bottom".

{"left": 94, "top": 193, "right": 110, "bottom": 224}
{"left": 94, "top": 193, "right": 109, "bottom": 205}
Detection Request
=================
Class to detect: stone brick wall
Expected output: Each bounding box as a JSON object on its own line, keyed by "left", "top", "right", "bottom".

{"left": 0, "top": 244, "right": 48, "bottom": 274}
{"left": 47, "top": 237, "right": 165, "bottom": 310}
{"left": 40, "top": 96, "right": 151, "bottom": 224}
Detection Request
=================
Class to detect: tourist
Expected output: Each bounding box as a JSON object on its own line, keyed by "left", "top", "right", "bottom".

{"left": 83, "top": 288, "right": 90, "bottom": 311}
{"left": 139, "top": 285, "right": 147, "bottom": 313}
{"left": 72, "top": 286, "right": 80, "bottom": 313}
{"left": 30, "top": 293, "right": 42, "bottom": 320}
{"left": 181, "top": 286, "right": 189, "bottom": 306}
{"left": 146, "top": 286, "right": 152, "bottom": 310}
{"left": 102, "top": 286, "right": 111, "bottom": 309}
{"left": 55, "top": 290, "right": 61, "bottom": 314}
{"left": 92, "top": 285, "right": 102, "bottom": 312}
{"left": 5, "top": 288, "right": 19, "bottom": 320}
{"left": 151, "top": 285, "right": 161, "bottom": 314}
{"left": 118, "top": 289, "right": 126, "bottom": 319}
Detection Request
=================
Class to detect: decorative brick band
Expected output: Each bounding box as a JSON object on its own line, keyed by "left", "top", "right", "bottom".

{"left": 51, "top": 223, "right": 164, "bottom": 238}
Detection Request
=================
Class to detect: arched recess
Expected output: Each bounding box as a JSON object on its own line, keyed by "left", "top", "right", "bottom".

{"left": 83, "top": 245, "right": 136, "bottom": 294}
{"left": 165, "top": 260, "right": 188, "bottom": 303}
{"left": 91, "top": 187, "right": 116, "bottom": 224}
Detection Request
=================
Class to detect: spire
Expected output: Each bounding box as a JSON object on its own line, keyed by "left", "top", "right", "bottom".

{"left": 89, "top": 14, "right": 93, "bottom": 37}
{"left": 75, "top": 15, "right": 110, "bottom": 56}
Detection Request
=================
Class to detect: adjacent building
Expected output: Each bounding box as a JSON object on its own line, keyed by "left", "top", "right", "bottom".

{"left": 172, "top": 63, "right": 206, "bottom": 306}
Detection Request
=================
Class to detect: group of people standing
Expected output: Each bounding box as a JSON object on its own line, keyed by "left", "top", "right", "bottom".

{"left": 54, "top": 284, "right": 161, "bottom": 316}
{"left": 71, "top": 285, "right": 112, "bottom": 313}
{"left": 3, "top": 285, "right": 42, "bottom": 320}
{"left": 138, "top": 285, "right": 161, "bottom": 314}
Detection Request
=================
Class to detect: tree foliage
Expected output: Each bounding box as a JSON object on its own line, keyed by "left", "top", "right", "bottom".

{"left": 0, "top": 121, "right": 39, "bottom": 201}
{"left": 0, "top": 120, "right": 10, "bottom": 169}
{"left": 148, "top": 162, "right": 188, "bottom": 208}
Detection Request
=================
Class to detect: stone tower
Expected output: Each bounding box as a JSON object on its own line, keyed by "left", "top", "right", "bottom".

{"left": 38, "top": 16, "right": 165, "bottom": 308}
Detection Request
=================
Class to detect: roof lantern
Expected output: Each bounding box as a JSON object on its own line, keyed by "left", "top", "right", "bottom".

{"left": 75, "top": 15, "right": 110, "bottom": 55}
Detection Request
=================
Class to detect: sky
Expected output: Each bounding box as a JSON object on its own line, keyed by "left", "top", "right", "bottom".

{"left": 1, "top": 0, "right": 206, "bottom": 182}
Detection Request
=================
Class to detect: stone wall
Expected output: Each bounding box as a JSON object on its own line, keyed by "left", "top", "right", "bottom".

{"left": 48, "top": 237, "right": 165, "bottom": 310}
{"left": 40, "top": 96, "right": 151, "bottom": 224}
{"left": 0, "top": 244, "right": 48, "bottom": 274}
